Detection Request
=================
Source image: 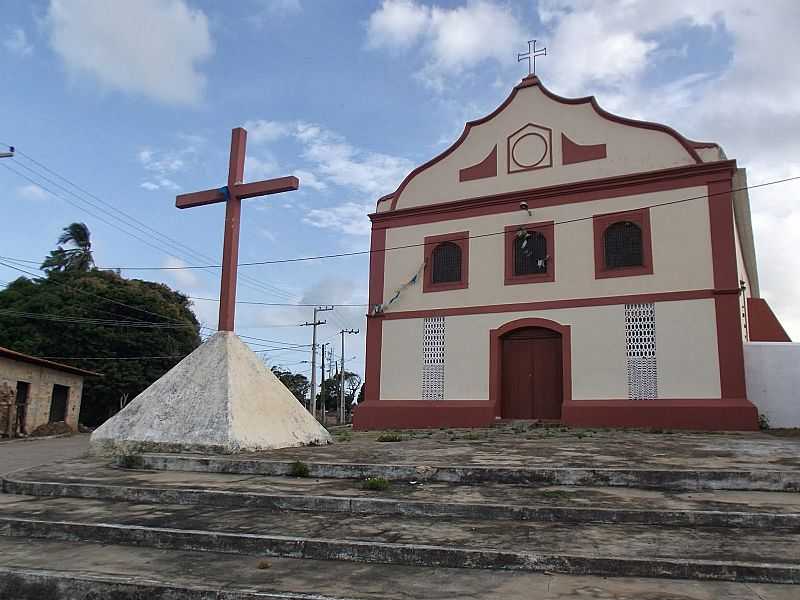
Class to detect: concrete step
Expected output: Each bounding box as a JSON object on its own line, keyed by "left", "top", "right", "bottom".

{"left": 5, "top": 459, "right": 800, "bottom": 530}
{"left": 124, "top": 452, "right": 800, "bottom": 492}
{"left": 0, "top": 494, "right": 798, "bottom": 583}
{"left": 0, "top": 537, "right": 794, "bottom": 600}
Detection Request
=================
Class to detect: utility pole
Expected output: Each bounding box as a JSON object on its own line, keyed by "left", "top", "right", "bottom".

{"left": 301, "top": 306, "right": 332, "bottom": 416}
{"left": 320, "top": 342, "right": 329, "bottom": 424}
{"left": 0, "top": 145, "right": 14, "bottom": 159}
{"left": 339, "top": 329, "right": 359, "bottom": 424}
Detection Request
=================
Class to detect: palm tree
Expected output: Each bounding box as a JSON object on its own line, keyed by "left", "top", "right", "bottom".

{"left": 41, "top": 222, "right": 95, "bottom": 273}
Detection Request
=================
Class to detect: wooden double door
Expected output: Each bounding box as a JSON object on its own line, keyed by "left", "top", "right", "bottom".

{"left": 501, "top": 327, "right": 563, "bottom": 420}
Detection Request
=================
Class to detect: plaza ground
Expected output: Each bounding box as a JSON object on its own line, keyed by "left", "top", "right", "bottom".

{"left": 0, "top": 425, "right": 798, "bottom": 598}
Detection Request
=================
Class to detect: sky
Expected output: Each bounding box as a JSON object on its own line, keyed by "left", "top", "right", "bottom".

{"left": 2, "top": 0, "right": 799, "bottom": 385}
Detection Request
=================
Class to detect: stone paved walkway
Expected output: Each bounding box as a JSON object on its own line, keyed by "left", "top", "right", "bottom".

{"left": 0, "top": 434, "right": 89, "bottom": 475}
{"left": 223, "top": 426, "right": 800, "bottom": 470}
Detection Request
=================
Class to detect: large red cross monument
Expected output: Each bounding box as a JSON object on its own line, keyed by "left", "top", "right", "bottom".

{"left": 176, "top": 128, "right": 298, "bottom": 331}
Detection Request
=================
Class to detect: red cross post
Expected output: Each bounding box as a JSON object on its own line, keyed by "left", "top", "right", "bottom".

{"left": 176, "top": 127, "right": 299, "bottom": 331}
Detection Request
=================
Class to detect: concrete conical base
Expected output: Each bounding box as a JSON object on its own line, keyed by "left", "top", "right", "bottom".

{"left": 90, "top": 332, "right": 331, "bottom": 456}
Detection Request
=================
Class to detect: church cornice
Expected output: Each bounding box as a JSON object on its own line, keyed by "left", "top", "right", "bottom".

{"left": 370, "top": 159, "right": 737, "bottom": 229}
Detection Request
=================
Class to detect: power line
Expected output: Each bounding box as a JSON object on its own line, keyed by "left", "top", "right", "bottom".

{"left": 187, "top": 295, "right": 368, "bottom": 307}
{"left": 0, "top": 308, "right": 194, "bottom": 329}
{"left": 21, "top": 173, "right": 796, "bottom": 272}
{"left": 1, "top": 151, "right": 298, "bottom": 302}
{"left": 0, "top": 260, "right": 185, "bottom": 325}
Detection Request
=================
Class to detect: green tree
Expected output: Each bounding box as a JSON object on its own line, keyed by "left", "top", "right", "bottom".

{"left": 270, "top": 366, "right": 309, "bottom": 403}
{"left": 41, "top": 222, "right": 95, "bottom": 273}
{"left": 0, "top": 269, "right": 201, "bottom": 426}
{"left": 318, "top": 370, "right": 361, "bottom": 413}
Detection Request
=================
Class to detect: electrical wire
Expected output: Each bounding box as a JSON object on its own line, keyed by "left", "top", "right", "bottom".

{"left": 11, "top": 173, "right": 795, "bottom": 272}
{"left": 1, "top": 151, "right": 298, "bottom": 302}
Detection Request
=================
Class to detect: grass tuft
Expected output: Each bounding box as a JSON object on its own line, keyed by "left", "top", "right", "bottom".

{"left": 362, "top": 477, "right": 390, "bottom": 491}
{"left": 288, "top": 460, "right": 310, "bottom": 478}
{"left": 377, "top": 432, "right": 406, "bottom": 442}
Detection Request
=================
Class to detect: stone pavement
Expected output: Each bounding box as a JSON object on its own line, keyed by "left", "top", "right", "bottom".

{"left": 0, "top": 425, "right": 798, "bottom": 598}
{"left": 1, "top": 537, "right": 796, "bottom": 600}
{"left": 0, "top": 433, "right": 89, "bottom": 475}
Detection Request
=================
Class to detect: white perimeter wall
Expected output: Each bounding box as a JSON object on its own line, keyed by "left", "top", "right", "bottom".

{"left": 744, "top": 342, "right": 800, "bottom": 427}
{"left": 380, "top": 299, "right": 720, "bottom": 401}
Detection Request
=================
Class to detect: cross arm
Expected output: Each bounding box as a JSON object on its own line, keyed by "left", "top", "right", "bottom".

{"left": 175, "top": 176, "right": 299, "bottom": 209}
{"left": 235, "top": 176, "right": 299, "bottom": 199}
{"left": 176, "top": 187, "right": 226, "bottom": 209}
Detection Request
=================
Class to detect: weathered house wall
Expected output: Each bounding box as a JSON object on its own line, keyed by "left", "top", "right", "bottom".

{"left": 0, "top": 356, "right": 84, "bottom": 434}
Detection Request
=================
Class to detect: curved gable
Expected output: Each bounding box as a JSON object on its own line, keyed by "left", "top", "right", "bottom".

{"left": 381, "top": 76, "right": 715, "bottom": 213}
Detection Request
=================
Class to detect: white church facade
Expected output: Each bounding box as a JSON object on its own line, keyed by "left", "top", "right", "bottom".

{"left": 353, "top": 75, "right": 789, "bottom": 431}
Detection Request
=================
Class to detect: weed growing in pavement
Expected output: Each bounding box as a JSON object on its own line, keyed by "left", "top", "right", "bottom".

{"left": 288, "top": 460, "right": 310, "bottom": 477}
{"left": 362, "top": 477, "right": 391, "bottom": 491}
{"left": 377, "top": 432, "right": 406, "bottom": 442}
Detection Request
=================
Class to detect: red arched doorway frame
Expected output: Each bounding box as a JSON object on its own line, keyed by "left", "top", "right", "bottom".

{"left": 489, "top": 317, "right": 572, "bottom": 419}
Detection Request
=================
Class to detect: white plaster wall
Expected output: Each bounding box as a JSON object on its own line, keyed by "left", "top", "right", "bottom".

{"left": 383, "top": 188, "right": 713, "bottom": 313}
{"left": 393, "top": 83, "right": 698, "bottom": 211}
{"left": 744, "top": 342, "right": 800, "bottom": 427}
{"left": 379, "top": 300, "right": 720, "bottom": 402}
{"left": 656, "top": 299, "right": 721, "bottom": 398}
{"left": 380, "top": 318, "right": 424, "bottom": 400}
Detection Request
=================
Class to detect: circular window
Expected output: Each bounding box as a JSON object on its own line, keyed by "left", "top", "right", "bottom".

{"left": 511, "top": 133, "right": 548, "bottom": 168}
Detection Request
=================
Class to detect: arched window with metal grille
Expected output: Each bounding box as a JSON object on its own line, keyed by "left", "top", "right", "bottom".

{"left": 431, "top": 242, "right": 462, "bottom": 284}
{"left": 514, "top": 230, "right": 547, "bottom": 276}
{"left": 604, "top": 221, "right": 643, "bottom": 268}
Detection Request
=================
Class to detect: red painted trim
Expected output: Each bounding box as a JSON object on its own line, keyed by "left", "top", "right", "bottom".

{"left": 368, "top": 228, "right": 386, "bottom": 308}
{"left": 503, "top": 221, "right": 555, "bottom": 285}
{"left": 707, "top": 180, "right": 748, "bottom": 402}
{"left": 747, "top": 298, "right": 791, "bottom": 342}
{"left": 372, "top": 160, "right": 737, "bottom": 230}
{"left": 507, "top": 123, "right": 552, "bottom": 173}
{"left": 380, "top": 289, "right": 714, "bottom": 321}
{"left": 422, "top": 231, "right": 469, "bottom": 293}
{"left": 363, "top": 228, "right": 386, "bottom": 405}
{"left": 384, "top": 75, "right": 705, "bottom": 211}
{"left": 353, "top": 401, "right": 495, "bottom": 430}
{"left": 459, "top": 146, "right": 497, "bottom": 182}
{"left": 593, "top": 208, "right": 653, "bottom": 279}
{"left": 561, "top": 133, "right": 607, "bottom": 165}
{"left": 563, "top": 399, "right": 758, "bottom": 431}
{"left": 489, "top": 318, "right": 572, "bottom": 419}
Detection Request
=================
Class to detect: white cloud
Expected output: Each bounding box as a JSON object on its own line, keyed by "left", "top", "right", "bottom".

{"left": 138, "top": 148, "right": 185, "bottom": 173}
{"left": 294, "top": 121, "right": 413, "bottom": 195}
{"left": 17, "top": 184, "right": 49, "bottom": 200}
{"left": 245, "top": 154, "right": 280, "bottom": 181}
{"left": 534, "top": 1, "right": 800, "bottom": 338}
{"left": 4, "top": 27, "right": 33, "bottom": 57}
{"left": 47, "top": 0, "right": 213, "bottom": 105}
{"left": 304, "top": 202, "right": 372, "bottom": 236}
{"left": 244, "top": 119, "right": 292, "bottom": 144}
{"left": 163, "top": 256, "right": 202, "bottom": 289}
{"left": 366, "top": 0, "right": 526, "bottom": 89}
{"left": 243, "top": 118, "right": 413, "bottom": 199}
{"left": 294, "top": 169, "right": 326, "bottom": 191}
{"left": 259, "top": 228, "right": 277, "bottom": 242}
{"left": 140, "top": 177, "right": 180, "bottom": 192}
{"left": 367, "top": 0, "right": 429, "bottom": 49}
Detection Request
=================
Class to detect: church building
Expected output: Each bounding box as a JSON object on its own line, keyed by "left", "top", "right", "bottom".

{"left": 353, "top": 74, "right": 789, "bottom": 431}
